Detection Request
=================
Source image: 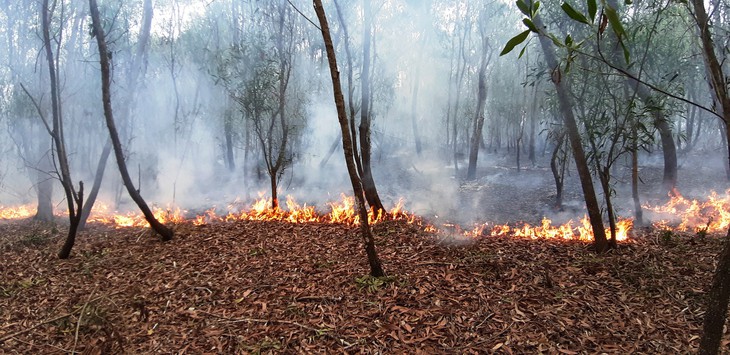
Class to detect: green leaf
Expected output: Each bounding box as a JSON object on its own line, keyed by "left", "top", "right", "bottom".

{"left": 532, "top": 1, "right": 541, "bottom": 16}
{"left": 587, "top": 0, "right": 597, "bottom": 22}
{"left": 516, "top": 0, "right": 530, "bottom": 16}
{"left": 549, "top": 33, "right": 563, "bottom": 47}
{"left": 621, "top": 42, "right": 630, "bottom": 64}
{"left": 565, "top": 34, "right": 573, "bottom": 47}
{"left": 500, "top": 30, "right": 531, "bottom": 56}
{"left": 523, "top": 18, "right": 539, "bottom": 32}
{"left": 605, "top": 6, "right": 626, "bottom": 39}
{"left": 561, "top": 2, "right": 589, "bottom": 25}
{"left": 518, "top": 45, "right": 528, "bottom": 59}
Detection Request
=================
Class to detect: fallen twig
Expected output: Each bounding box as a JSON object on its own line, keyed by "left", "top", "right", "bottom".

{"left": 199, "top": 310, "right": 354, "bottom": 347}
{"left": 0, "top": 291, "right": 120, "bottom": 344}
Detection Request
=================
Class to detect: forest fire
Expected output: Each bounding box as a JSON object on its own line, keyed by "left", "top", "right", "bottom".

{"left": 2, "top": 191, "right": 729, "bottom": 242}
{"left": 645, "top": 189, "right": 730, "bottom": 234}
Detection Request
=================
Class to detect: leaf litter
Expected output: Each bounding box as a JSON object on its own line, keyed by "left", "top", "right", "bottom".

{"left": 0, "top": 219, "right": 724, "bottom": 353}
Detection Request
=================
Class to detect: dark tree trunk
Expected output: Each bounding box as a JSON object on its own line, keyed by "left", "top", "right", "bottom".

{"left": 313, "top": 0, "right": 384, "bottom": 277}
{"left": 690, "top": 1, "right": 730, "bottom": 351}
{"left": 270, "top": 174, "right": 279, "bottom": 209}
{"left": 359, "top": 0, "right": 385, "bottom": 213}
{"left": 90, "top": 0, "right": 173, "bottom": 241}
{"left": 40, "top": 0, "right": 83, "bottom": 259}
{"left": 550, "top": 132, "right": 566, "bottom": 210}
{"left": 699, "top": 227, "right": 730, "bottom": 355}
{"left": 78, "top": 140, "right": 111, "bottom": 230}
{"left": 632, "top": 130, "right": 643, "bottom": 226}
{"left": 532, "top": 10, "right": 608, "bottom": 252}
{"left": 466, "top": 34, "right": 490, "bottom": 181}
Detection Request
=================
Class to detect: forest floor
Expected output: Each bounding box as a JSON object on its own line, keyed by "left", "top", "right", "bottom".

{"left": 0, "top": 217, "right": 723, "bottom": 354}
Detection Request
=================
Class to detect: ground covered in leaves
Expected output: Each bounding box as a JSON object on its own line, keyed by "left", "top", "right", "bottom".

{"left": 0, "top": 219, "right": 724, "bottom": 354}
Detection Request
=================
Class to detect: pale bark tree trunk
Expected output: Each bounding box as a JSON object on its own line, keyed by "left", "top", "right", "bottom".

{"left": 89, "top": 0, "right": 173, "bottom": 241}
{"left": 34, "top": 152, "right": 54, "bottom": 222}
{"left": 313, "top": 0, "right": 384, "bottom": 277}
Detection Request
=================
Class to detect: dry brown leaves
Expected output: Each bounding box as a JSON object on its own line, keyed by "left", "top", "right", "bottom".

{"left": 0, "top": 219, "right": 724, "bottom": 353}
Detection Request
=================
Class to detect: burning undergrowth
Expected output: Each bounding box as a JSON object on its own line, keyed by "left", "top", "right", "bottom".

{"left": 3, "top": 189, "right": 730, "bottom": 243}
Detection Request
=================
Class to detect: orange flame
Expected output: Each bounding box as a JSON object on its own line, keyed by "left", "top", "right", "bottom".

{"left": 645, "top": 189, "right": 730, "bottom": 233}
{"left": 0, "top": 204, "right": 36, "bottom": 219}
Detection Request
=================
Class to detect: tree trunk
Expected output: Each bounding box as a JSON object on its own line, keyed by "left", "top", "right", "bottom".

{"left": 359, "top": 0, "right": 385, "bottom": 213}
{"left": 550, "top": 132, "right": 566, "bottom": 210}
{"left": 313, "top": 0, "right": 384, "bottom": 277}
{"left": 78, "top": 139, "right": 112, "bottom": 230}
{"left": 606, "top": 0, "right": 678, "bottom": 193}
{"left": 34, "top": 152, "right": 54, "bottom": 222}
{"left": 690, "top": 1, "right": 730, "bottom": 351}
{"left": 89, "top": 0, "right": 173, "bottom": 241}
{"left": 632, "top": 127, "right": 643, "bottom": 226}
{"left": 532, "top": 11, "right": 608, "bottom": 252}
{"left": 466, "top": 34, "right": 490, "bottom": 181}
{"left": 699, "top": 227, "right": 730, "bottom": 355}
{"left": 41, "top": 0, "right": 83, "bottom": 259}
{"left": 224, "top": 113, "right": 235, "bottom": 172}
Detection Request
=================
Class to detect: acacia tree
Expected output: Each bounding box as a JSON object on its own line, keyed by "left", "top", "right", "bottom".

{"left": 313, "top": 0, "right": 385, "bottom": 277}
{"left": 89, "top": 0, "right": 173, "bottom": 241}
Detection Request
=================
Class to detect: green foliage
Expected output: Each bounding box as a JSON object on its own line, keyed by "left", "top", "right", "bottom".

{"left": 500, "top": 30, "right": 531, "bottom": 56}
{"left": 561, "top": 2, "right": 590, "bottom": 25}
{"left": 355, "top": 275, "right": 396, "bottom": 293}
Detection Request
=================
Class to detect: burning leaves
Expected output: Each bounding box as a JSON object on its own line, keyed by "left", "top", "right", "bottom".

{"left": 2, "top": 189, "right": 730, "bottom": 243}
{"left": 645, "top": 189, "right": 730, "bottom": 234}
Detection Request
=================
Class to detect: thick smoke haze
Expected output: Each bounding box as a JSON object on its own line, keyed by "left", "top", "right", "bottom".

{"left": 0, "top": 0, "right": 728, "bottom": 229}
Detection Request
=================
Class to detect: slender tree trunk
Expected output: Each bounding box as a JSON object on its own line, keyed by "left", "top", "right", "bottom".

{"left": 699, "top": 227, "right": 730, "bottom": 355}
{"left": 606, "top": 0, "right": 678, "bottom": 193}
{"left": 532, "top": 11, "right": 608, "bottom": 252}
{"left": 313, "top": 0, "right": 384, "bottom": 277}
{"left": 78, "top": 139, "right": 112, "bottom": 230}
{"left": 89, "top": 0, "right": 172, "bottom": 241}
{"left": 224, "top": 113, "right": 235, "bottom": 172}
{"left": 41, "top": 0, "right": 84, "bottom": 259}
{"left": 466, "top": 34, "right": 490, "bottom": 181}
{"left": 632, "top": 126, "right": 643, "bottom": 226}
{"left": 358, "top": 0, "right": 385, "bottom": 212}
{"left": 690, "top": 1, "right": 730, "bottom": 351}
{"left": 550, "top": 132, "right": 566, "bottom": 210}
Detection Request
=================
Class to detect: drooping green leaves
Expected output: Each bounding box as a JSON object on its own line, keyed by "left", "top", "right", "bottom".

{"left": 604, "top": 6, "right": 626, "bottom": 39}
{"left": 500, "top": 30, "right": 531, "bottom": 56}
{"left": 523, "top": 18, "right": 539, "bottom": 33}
{"left": 516, "top": 0, "right": 530, "bottom": 16}
{"left": 587, "top": 0, "right": 597, "bottom": 22}
{"left": 561, "top": 2, "right": 589, "bottom": 25}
